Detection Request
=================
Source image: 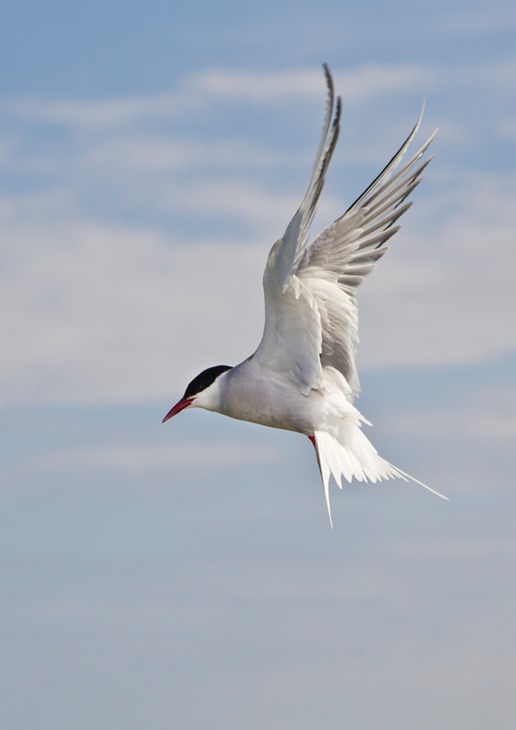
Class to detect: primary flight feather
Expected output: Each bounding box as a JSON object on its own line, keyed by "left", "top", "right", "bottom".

{"left": 163, "top": 64, "right": 446, "bottom": 525}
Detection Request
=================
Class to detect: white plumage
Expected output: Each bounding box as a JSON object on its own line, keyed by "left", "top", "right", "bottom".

{"left": 163, "top": 64, "right": 447, "bottom": 525}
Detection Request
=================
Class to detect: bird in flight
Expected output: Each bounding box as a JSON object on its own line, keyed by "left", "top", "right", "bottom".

{"left": 163, "top": 64, "right": 447, "bottom": 525}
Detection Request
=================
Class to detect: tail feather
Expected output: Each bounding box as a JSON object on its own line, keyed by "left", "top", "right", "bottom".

{"left": 313, "top": 427, "right": 447, "bottom": 527}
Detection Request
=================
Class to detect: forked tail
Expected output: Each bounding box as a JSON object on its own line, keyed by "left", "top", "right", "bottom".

{"left": 312, "top": 428, "right": 448, "bottom": 527}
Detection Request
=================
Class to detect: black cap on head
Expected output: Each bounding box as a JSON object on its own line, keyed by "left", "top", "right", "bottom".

{"left": 183, "top": 365, "right": 232, "bottom": 399}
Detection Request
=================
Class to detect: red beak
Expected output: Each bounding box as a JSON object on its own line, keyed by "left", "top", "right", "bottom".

{"left": 162, "top": 397, "right": 194, "bottom": 423}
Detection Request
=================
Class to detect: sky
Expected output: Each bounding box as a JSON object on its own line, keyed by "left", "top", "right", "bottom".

{"left": 1, "top": 1, "right": 516, "bottom": 728}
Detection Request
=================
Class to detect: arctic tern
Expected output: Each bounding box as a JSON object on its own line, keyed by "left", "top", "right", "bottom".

{"left": 163, "top": 64, "right": 447, "bottom": 525}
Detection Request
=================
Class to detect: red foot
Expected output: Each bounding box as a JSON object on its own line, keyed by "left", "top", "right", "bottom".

{"left": 308, "top": 435, "right": 316, "bottom": 447}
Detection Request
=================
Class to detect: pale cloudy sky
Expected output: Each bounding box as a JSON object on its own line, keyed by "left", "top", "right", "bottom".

{"left": 1, "top": 1, "right": 516, "bottom": 729}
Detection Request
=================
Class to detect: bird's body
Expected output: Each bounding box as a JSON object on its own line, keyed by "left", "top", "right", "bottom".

{"left": 194, "top": 356, "right": 333, "bottom": 435}
{"left": 163, "top": 65, "right": 446, "bottom": 524}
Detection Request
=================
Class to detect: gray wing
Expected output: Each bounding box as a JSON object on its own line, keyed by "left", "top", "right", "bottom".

{"left": 253, "top": 65, "right": 436, "bottom": 398}
{"left": 298, "top": 115, "right": 437, "bottom": 396}
{"left": 271, "top": 63, "right": 342, "bottom": 294}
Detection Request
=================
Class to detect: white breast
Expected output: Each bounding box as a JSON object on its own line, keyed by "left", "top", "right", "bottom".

{"left": 217, "top": 359, "right": 359, "bottom": 438}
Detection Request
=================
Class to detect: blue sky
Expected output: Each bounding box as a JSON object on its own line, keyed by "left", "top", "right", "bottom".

{"left": 2, "top": 1, "right": 516, "bottom": 728}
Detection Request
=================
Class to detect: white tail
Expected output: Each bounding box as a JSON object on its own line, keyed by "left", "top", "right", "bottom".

{"left": 312, "top": 426, "right": 448, "bottom": 527}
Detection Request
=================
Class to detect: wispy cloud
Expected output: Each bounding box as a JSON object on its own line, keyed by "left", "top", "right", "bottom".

{"left": 4, "top": 93, "right": 185, "bottom": 129}
{"left": 193, "top": 64, "right": 439, "bottom": 103}
{"left": 2, "top": 62, "right": 439, "bottom": 129}
{"left": 358, "top": 168, "right": 516, "bottom": 370}
{"left": 7, "top": 58, "right": 513, "bottom": 133}
{"left": 36, "top": 440, "right": 279, "bottom": 472}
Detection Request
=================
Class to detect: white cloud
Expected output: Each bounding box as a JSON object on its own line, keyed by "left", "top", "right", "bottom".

{"left": 0, "top": 219, "right": 267, "bottom": 406}
{"left": 2, "top": 62, "right": 440, "bottom": 130}
{"left": 191, "top": 67, "right": 326, "bottom": 102}
{"left": 36, "top": 440, "right": 278, "bottom": 472}
{"left": 4, "top": 93, "right": 185, "bottom": 129}
{"left": 358, "top": 169, "right": 516, "bottom": 371}
{"left": 87, "top": 135, "right": 292, "bottom": 172}
{"left": 193, "top": 64, "right": 438, "bottom": 103}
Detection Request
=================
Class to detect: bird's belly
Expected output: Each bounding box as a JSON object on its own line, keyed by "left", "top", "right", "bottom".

{"left": 219, "top": 369, "right": 322, "bottom": 435}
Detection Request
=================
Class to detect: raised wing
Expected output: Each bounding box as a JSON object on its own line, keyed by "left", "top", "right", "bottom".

{"left": 253, "top": 65, "right": 436, "bottom": 398}
{"left": 272, "top": 63, "right": 341, "bottom": 294}
{"left": 252, "top": 65, "right": 341, "bottom": 396}
{"left": 299, "top": 115, "right": 437, "bottom": 396}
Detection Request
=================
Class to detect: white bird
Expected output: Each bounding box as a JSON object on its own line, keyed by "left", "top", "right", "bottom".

{"left": 163, "top": 64, "right": 447, "bottom": 525}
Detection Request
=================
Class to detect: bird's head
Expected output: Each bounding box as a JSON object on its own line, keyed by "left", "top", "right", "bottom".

{"left": 162, "top": 365, "right": 232, "bottom": 423}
